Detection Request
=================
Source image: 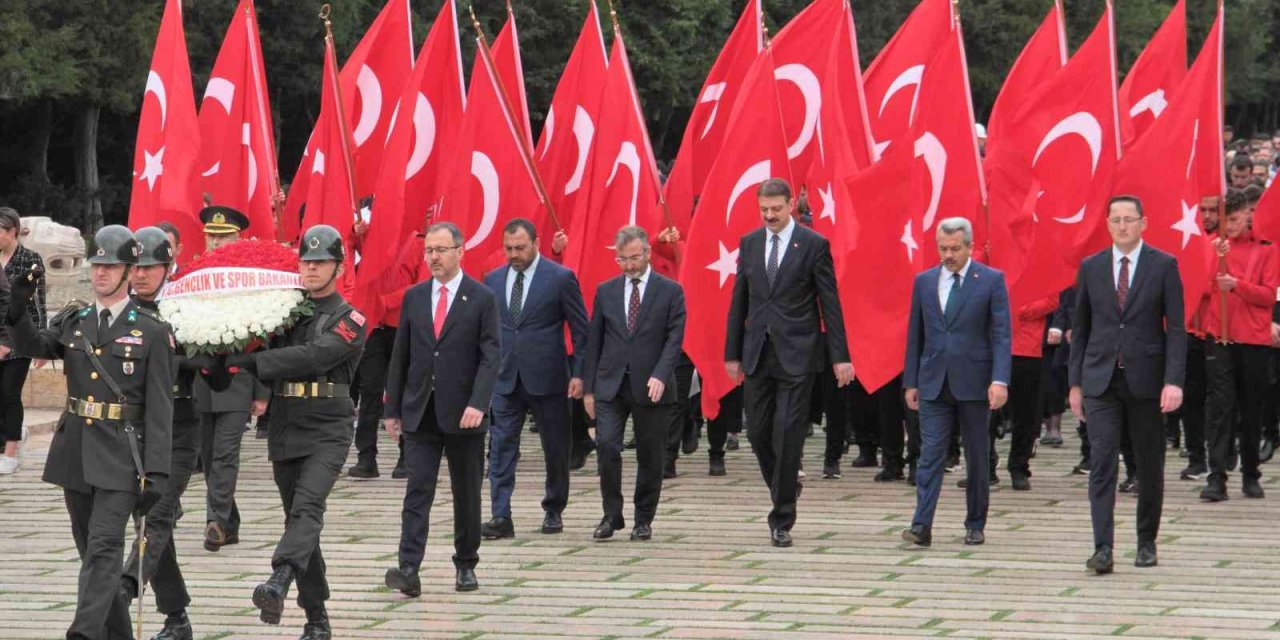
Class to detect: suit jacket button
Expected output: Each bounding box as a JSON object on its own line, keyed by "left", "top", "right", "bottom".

{"left": 85, "top": 419, "right": 93, "bottom": 426}
{"left": 1119, "top": 323, "right": 1125, "bottom": 329}
{"left": 434, "top": 351, "right": 439, "bottom": 357}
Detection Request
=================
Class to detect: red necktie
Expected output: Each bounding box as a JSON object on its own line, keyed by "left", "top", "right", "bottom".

{"left": 1117, "top": 256, "right": 1130, "bottom": 311}
{"left": 434, "top": 285, "right": 449, "bottom": 338}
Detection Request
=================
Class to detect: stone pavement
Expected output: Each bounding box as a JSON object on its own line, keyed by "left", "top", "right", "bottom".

{"left": 3, "top": 419, "right": 1280, "bottom": 640}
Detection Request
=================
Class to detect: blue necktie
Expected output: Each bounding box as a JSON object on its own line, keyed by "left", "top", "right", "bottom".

{"left": 943, "top": 272, "right": 961, "bottom": 317}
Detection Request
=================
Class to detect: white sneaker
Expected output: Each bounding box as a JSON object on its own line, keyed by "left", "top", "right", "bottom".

{"left": 0, "top": 456, "right": 18, "bottom": 475}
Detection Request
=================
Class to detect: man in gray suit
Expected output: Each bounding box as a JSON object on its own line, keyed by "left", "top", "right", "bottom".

{"left": 583, "top": 226, "right": 686, "bottom": 542}
{"left": 1070, "top": 195, "right": 1187, "bottom": 574}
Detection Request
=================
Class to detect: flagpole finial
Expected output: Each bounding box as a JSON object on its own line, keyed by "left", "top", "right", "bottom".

{"left": 606, "top": 0, "right": 620, "bottom": 34}
{"left": 468, "top": 3, "right": 484, "bottom": 37}
{"left": 318, "top": 3, "right": 331, "bottom": 21}
{"left": 762, "top": 20, "right": 771, "bottom": 48}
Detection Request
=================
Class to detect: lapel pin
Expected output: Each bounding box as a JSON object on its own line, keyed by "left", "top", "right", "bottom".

{"left": 462, "top": 295, "right": 468, "bottom": 302}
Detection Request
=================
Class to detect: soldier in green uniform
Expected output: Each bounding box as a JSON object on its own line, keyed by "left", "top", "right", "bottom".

{"left": 5, "top": 225, "right": 174, "bottom": 639}
{"left": 119, "top": 226, "right": 198, "bottom": 640}
{"left": 218, "top": 224, "right": 365, "bottom": 640}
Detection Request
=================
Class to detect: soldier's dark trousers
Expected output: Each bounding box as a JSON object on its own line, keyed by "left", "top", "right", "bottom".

{"left": 65, "top": 487, "right": 136, "bottom": 640}
{"left": 353, "top": 326, "right": 395, "bottom": 467}
{"left": 124, "top": 416, "right": 199, "bottom": 614}
{"left": 271, "top": 445, "right": 346, "bottom": 609}
{"left": 200, "top": 410, "right": 247, "bottom": 533}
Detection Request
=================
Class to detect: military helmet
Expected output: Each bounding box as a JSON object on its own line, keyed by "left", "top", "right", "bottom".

{"left": 88, "top": 225, "right": 140, "bottom": 266}
{"left": 134, "top": 226, "right": 174, "bottom": 267}
{"left": 299, "top": 224, "right": 344, "bottom": 262}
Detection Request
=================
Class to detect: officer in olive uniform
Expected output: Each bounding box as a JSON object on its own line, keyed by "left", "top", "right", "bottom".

{"left": 219, "top": 225, "right": 365, "bottom": 640}
{"left": 6, "top": 225, "right": 175, "bottom": 640}
{"left": 120, "top": 226, "right": 198, "bottom": 640}
{"left": 193, "top": 205, "right": 270, "bottom": 551}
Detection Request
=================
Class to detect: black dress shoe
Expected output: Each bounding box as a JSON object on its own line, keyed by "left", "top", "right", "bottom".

{"left": 203, "top": 521, "right": 227, "bottom": 552}
{"left": 541, "top": 511, "right": 564, "bottom": 534}
{"left": 1200, "top": 477, "right": 1228, "bottom": 502}
{"left": 1243, "top": 477, "right": 1266, "bottom": 499}
{"left": 709, "top": 456, "right": 727, "bottom": 476}
{"left": 1261, "top": 437, "right": 1276, "bottom": 464}
{"left": 482, "top": 516, "right": 515, "bottom": 540}
{"left": 849, "top": 449, "right": 878, "bottom": 468}
{"left": 874, "top": 466, "right": 904, "bottom": 482}
{"left": 1010, "top": 471, "right": 1031, "bottom": 491}
{"left": 346, "top": 462, "right": 379, "bottom": 479}
{"left": 1134, "top": 542, "right": 1158, "bottom": 568}
{"left": 630, "top": 523, "right": 652, "bottom": 541}
{"left": 570, "top": 442, "right": 595, "bottom": 471}
{"left": 593, "top": 518, "right": 620, "bottom": 540}
{"left": 252, "top": 564, "right": 296, "bottom": 624}
{"left": 682, "top": 428, "right": 700, "bottom": 454}
{"left": 663, "top": 461, "right": 678, "bottom": 479}
{"left": 901, "top": 524, "right": 931, "bottom": 547}
{"left": 964, "top": 528, "right": 985, "bottom": 545}
{"left": 455, "top": 567, "right": 479, "bottom": 592}
{"left": 725, "top": 434, "right": 740, "bottom": 450}
{"left": 770, "top": 529, "right": 793, "bottom": 547}
{"left": 822, "top": 461, "right": 842, "bottom": 479}
{"left": 1118, "top": 477, "right": 1138, "bottom": 494}
{"left": 152, "top": 610, "right": 193, "bottom": 640}
{"left": 300, "top": 606, "right": 332, "bottom": 640}
{"left": 1086, "top": 546, "right": 1114, "bottom": 575}
{"left": 957, "top": 474, "right": 999, "bottom": 488}
{"left": 1073, "top": 459, "right": 1091, "bottom": 475}
{"left": 391, "top": 458, "right": 408, "bottom": 479}
{"left": 384, "top": 565, "right": 421, "bottom": 597}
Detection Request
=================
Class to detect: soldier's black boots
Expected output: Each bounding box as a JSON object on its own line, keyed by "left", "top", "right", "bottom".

{"left": 299, "top": 606, "right": 332, "bottom": 640}
{"left": 151, "top": 610, "right": 193, "bottom": 640}
{"left": 252, "top": 564, "right": 296, "bottom": 624}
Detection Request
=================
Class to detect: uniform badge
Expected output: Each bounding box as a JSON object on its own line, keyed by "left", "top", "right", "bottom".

{"left": 334, "top": 320, "right": 357, "bottom": 344}
{"left": 115, "top": 336, "right": 143, "bottom": 345}
{"left": 349, "top": 309, "right": 366, "bottom": 327}
{"left": 130, "top": 330, "right": 143, "bottom": 337}
{"left": 123, "top": 362, "right": 135, "bottom": 376}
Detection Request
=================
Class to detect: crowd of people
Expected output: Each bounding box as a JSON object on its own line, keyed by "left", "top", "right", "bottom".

{"left": 1, "top": 128, "right": 1279, "bottom": 639}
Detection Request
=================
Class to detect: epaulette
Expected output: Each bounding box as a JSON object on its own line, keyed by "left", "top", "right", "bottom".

{"left": 50, "top": 300, "right": 90, "bottom": 331}
{"left": 134, "top": 307, "right": 164, "bottom": 323}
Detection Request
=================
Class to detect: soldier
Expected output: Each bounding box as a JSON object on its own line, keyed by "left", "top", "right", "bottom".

{"left": 218, "top": 225, "right": 365, "bottom": 639}
{"left": 119, "top": 226, "right": 198, "bottom": 640}
{"left": 5, "top": 225, "right": 174, "bottom": 639}
{"left": 193, "top": 205, "right": 270, "bottom": 551}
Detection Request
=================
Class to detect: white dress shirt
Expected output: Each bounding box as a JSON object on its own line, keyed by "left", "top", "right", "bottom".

{"left": 504, "top": 253, "right": 541, "bottom": 310}
{"left": 763, "top": 217, "right": 796, "bottom": 269}
{"left": 1111, "top": 241, "right": 1142, "bottom": 289}
{"left": 95, "top": 297, "right": 132, "bottom": 329}
{"left": 938, "top": 258, "right": 972, "bottom": 310}
{"left": 431, "top": 269, "right": 465, "bottom": 318}
{"left": 623, "top": 266, "right": 652, "bottom": 319}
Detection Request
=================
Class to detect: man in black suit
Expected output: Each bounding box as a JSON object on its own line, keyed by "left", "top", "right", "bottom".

{"left": 383, "top": 222, "right": 501, "bottom": 595}
{"left": 725, "top": 178, "right": 853, "bottom": 547}
{"left": 483, "top": 219, "right": 588, "bottom": 539}
{"left": 583, "top": 226, "right": 686, "bottom": 541}
{"left": 1070, "top": 195, "right": 1187, "bottom": 574}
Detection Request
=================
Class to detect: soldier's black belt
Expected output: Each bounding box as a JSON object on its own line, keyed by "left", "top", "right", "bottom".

{"left": 275, "top": 382, "right": 350, "bottom": 399}
{"left": 67, "top": 397, "right": 144, "bottom": 422}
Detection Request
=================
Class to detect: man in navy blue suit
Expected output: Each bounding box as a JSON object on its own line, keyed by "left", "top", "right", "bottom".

{"left": 902, "top": 217, "right": 1012, "bottom": 547}
{"left": 483, "top": 219, "right": 589, "bottom": 539}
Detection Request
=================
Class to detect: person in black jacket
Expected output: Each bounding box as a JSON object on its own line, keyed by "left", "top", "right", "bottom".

{"left": 583, "top": 226, "right": 686, "bottom": 541}
{"left": 725, "top": 178, "right": 853, "bottom": 547}
{"left": 383, "top": 222, "right": 501, "bottom": 596}
{"left": 221, "top": 225, "right": 366, "bottom": 639}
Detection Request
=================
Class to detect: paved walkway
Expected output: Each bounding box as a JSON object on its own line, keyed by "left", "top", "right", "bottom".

{"left": 3, "top": 419, "right": 1280, "bottom": 639}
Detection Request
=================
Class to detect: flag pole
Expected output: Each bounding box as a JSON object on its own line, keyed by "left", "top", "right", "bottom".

{"left": 320, "top": 4, "right": 361, "bottom": 226}
{"left": 468, "top": 5, "right": 562, "bottom": 232}
{"left": 244, "top": 0, "right": 284, "bottom": 232}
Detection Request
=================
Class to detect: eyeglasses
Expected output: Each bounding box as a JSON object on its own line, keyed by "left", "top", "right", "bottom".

{"left": 1107, "top": 217, "right": 1143, "bottom": 226}
{"left": 615, "top": 253, "right": 647, "bottom": 265}
{"left": 424, "top": 245, "right": 460, "bottom": 256}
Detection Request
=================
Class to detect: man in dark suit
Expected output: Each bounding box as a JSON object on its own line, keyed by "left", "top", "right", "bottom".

{"left": 483, "top": 219, "right": 588, "bottom": 539}
{"left": 902, "top": 217, "right": 1012, "bottom": 548}
{"left": 725, "top": 178, "right": 853, "bottom": 548}
{"left": 383, "top": 222, "right": 501, "bottom": 595}
{"left": 583, "top": 226, "right": 686, "bottom": 541}
{"left": 1070, "top": 195, "right": 1186, "bottom": 574}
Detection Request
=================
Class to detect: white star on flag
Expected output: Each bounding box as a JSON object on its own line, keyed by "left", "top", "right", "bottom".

{"left": 312, "top": 150, "right": 326, "bottom": 176}
{"left": 900, "top": 219, "right": 919, "bottom": 262}
{"left": 140, "top": 147, "right": 165, "bottom": 191}
{"left": 706, "top": 241, "right": 739, "bottom": 288}
{"left": 817, "top": 183, "right": 836, "bottom": 222}
{"left": 1171, "top": 200, "right": 1202, "bottom": 249}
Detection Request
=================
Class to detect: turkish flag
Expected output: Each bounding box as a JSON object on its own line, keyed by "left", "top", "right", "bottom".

{"left": 862, "top": 0, "right": 954, "bottom": 159}
{"left": 196, "top": 0, "right": 279, "bottom": 241}
{"left": 772, "top": 0, "right": 873, "bottom": 178}
{"left": 986, "top": 1, "right": 1122, "bottom": 303}
{"left": 1255, "top": 182, "right": 1280, "bottom": 246}
{"left": 1112, "top": 2, "right": 1222, "bottom": 321}
{"left": 662, "top": 0, "right": 761, "bottom": 236}
{"left": 985, "top": 0, "right": 1066, "bottom": 145}
{"left": 804, "top": 1, "right": 873, "bottom": 260}
{"left": 128, "top": 0, "right": 201, "bottom": 263}
{"left": 678, "top": 46, "right": 791, "bottom": 419}
{"left": 280, "top": 0, "right": 414, "bottom": 243}
{"left": 441, "top": 36, "right": 549, "bottom": 276}
{"left": 295, "top": 32, "right": 361, "bottom": 309}
{"left": 534, "top": 0, "right": 609, "bottom": 246}
{"left": 492, "top": 5, "right": 534, "bottom": 152}
{"left": 909, "top": 21, "right": 986, "bottom": 265}
{"left": 839, "top": 142, "right": 921, "bottom": 393}
{"left": 562, "top": 30, "right": 664, "bottom": 312}
{"left": 356, "top": 0, "right": 466, "bottom": 323}
{"left": 1118, "top": 0, "right": 1186, "bottom": 146}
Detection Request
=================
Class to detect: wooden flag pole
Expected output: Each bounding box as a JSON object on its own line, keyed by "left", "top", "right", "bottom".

{"left": 320, "top": 4, "right": 361, "bottom": 226}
